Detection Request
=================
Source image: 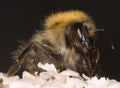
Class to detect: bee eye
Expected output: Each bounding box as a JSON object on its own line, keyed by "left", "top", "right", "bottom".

{"left": 72, "top": 22, "right": 89, "bottom": 44}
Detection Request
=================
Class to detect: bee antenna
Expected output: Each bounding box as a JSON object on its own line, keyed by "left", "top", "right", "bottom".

{"left": 94, "top": 29, "right": 115, "bottom": 50}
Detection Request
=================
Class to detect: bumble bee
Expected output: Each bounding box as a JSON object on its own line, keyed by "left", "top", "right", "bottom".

{"left": 7, "top": 10, "right": 101, "bottom": 77}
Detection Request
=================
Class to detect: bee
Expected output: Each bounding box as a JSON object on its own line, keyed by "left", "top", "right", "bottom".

{"left": 7, "top": 10, "right": 101, "bottom": 77}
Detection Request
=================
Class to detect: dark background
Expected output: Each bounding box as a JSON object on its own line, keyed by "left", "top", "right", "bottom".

{"left": 0, "top": 1, "right": 120, "bottom": 81}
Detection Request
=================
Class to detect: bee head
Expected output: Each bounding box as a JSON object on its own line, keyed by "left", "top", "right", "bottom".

{"left": 65, "top": 22, "right": 100, "bottom": 77}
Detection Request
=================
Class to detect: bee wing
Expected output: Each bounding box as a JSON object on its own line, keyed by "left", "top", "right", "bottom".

{"left": 7, "top": 43, "right": 34, "bottom": 76}
{"left": 7, "top": 40, "right": 62, "bottom": 76}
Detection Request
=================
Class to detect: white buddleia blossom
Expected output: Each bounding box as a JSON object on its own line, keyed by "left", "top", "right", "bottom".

{"left": 0, "top": 63, "right": 120, "bottom": 88}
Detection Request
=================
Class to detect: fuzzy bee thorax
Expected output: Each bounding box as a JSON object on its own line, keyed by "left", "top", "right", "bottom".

{"left": 44, "top": 10, "right": 94, "bottom": 29}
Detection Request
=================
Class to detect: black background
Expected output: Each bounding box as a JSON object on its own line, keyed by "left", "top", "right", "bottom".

{"left": 0, "top": 1, "right": 120, "bottom": 81}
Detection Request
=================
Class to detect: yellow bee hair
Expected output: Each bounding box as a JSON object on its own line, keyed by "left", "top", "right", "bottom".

{"left": 44, "top": 10, "right": 96, "bottom": 31}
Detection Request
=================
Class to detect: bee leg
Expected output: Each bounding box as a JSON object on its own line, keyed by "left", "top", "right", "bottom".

{"left": 7, "top": 63, "right": 22, "bottom": 76}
